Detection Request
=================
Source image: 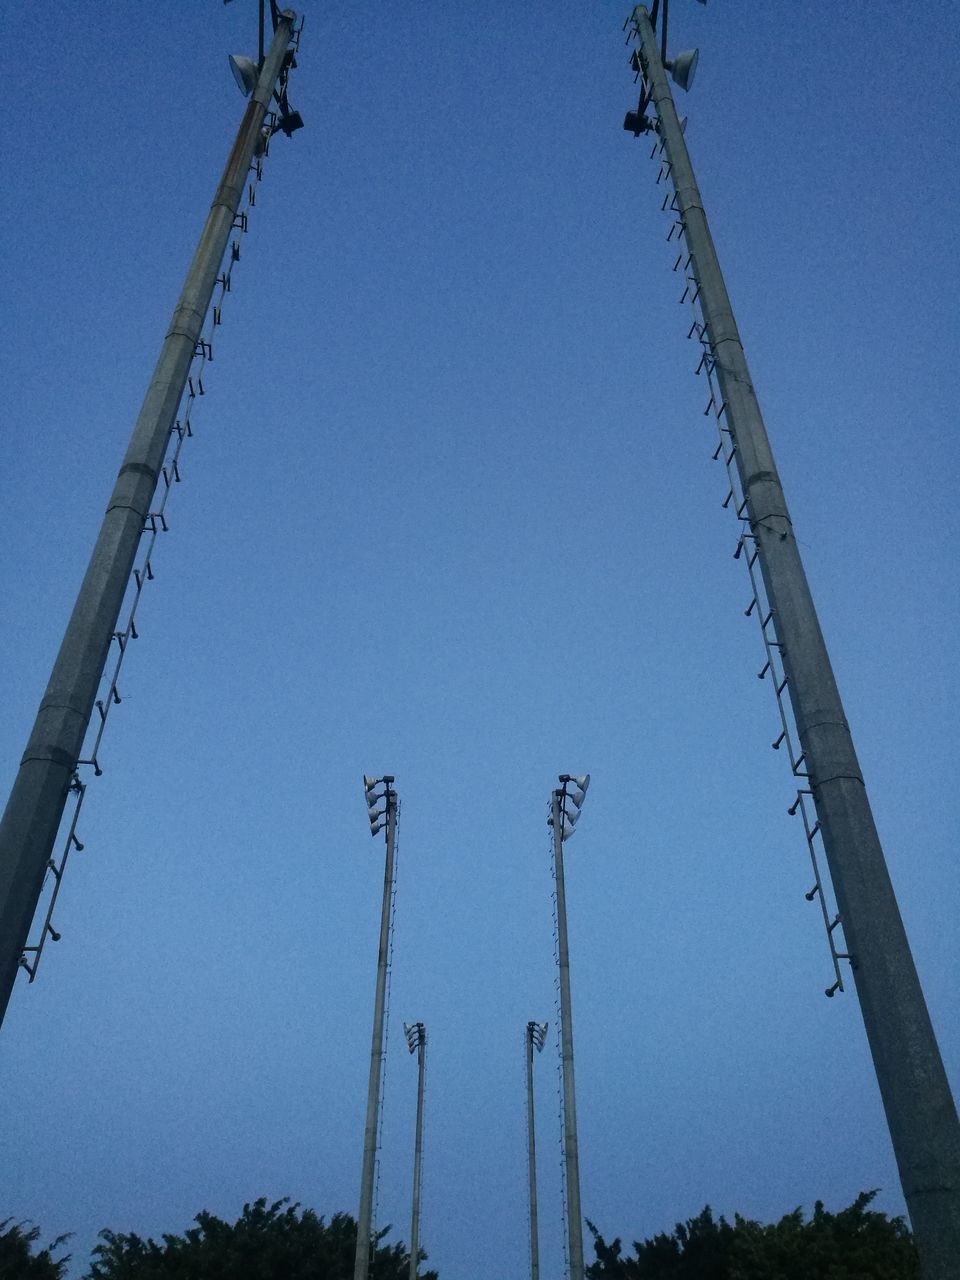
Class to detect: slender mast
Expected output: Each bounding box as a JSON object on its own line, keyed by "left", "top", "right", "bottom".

{"left": 551, "top": 777, "right": 590, "bottom": 1280}
{"left": 626, "top": 8, "right": 960, "bottom": 1275}
{"left": 0, "top": 11, "right": 298, "bottom": 1030}
{"left": 355, "top": 776, "right": 398, "bottom": 1280}
{"left": 406, "top": 1021, "right": 427, "bottom": 1280}
{"left": 526, "top": 1021, "right": 547, "bottom": 1280}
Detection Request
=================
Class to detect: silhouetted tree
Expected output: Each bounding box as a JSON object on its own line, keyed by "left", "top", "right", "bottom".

{"left": 586, "top": 1190, "right": 919, "bottom": 1280}
{"left": 0, "top": 1218, "right": 70, "bottom": 1280}
{"left": 84, "top": 1197, "right": 437, "bottom": 1280}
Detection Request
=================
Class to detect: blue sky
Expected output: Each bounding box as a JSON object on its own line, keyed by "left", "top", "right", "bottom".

{"left": 2, "top": 3, "right": 958, "bottom": 1278}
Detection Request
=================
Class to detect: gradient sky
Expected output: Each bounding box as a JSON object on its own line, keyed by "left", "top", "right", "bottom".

{"left": 2, "top": 3, "right": 958, "bottom": 1278}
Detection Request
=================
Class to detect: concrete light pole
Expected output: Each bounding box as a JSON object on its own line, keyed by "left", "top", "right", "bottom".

{"left": 526, "top": 1020, "right": 548, "bottom": 1280}
{"left": 623, "top": 7, "right": 960, "bottom": 1276}
{"left": 0, "top": 10, "right": 299, "bottom": 1031}
{"left": 404, "top": 1020, "right": 427, "bottom": 1280}
{"left": 549, "top": 774, "right": 590, "bottom": 1280}
{"left": 354, "top": 775, "right": 399, "bottom": 1280}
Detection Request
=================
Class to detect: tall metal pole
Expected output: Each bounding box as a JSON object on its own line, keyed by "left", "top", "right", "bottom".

{"left": 354, "top": 782, "right": 398, "bottom": 1280}
{"left": 407, "top": 1023, "right": 426, "bottom": 1280}
{"left": 0, "top": 11, "right": 297, "bottom": 1032}
{"left": 526, "top": 1021, "right": 547, "bottom": 1280}
{"left": 630, "top": 9, "right": 960, "bottom": 1276}
{"left": 552, "top": 789, "right": 585, "bottom": 1280}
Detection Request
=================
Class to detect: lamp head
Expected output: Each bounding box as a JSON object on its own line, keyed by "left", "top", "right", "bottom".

{"left": 666, "top": 48, "right": 699, "bottom": 92}
{"left": 228, "top": 53, "right": 258, "bottom": 97}
{"left": 528, "top": 1021, "right": 548, "bottom": 1051}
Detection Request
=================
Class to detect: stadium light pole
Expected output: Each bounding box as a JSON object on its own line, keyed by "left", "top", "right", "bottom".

{"left": 549, "top": 774, "right": 590, "bottom": 1280}
{"left": 404, "top": 1020, "right": 427, "bottom": 1280}
{"left": 622, "top": 6, "right": 960, "bottom": 1276}
{"left": 526, "top": 1020, "right": 548, "bottom": 1280}
{"left": 354, "top": 775, "right": 398, "bottom": 1280}
{"left": 0, "top": 9, "right": 300, "bottom": 1032}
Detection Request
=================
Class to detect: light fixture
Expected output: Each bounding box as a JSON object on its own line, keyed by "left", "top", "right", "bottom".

{"left": 228, "top": 53, "right": 258, "bottom": 97}
{"left": 549, "top": 774, "right": 591, "bottom": 841}
{"left": 567, "top": 775, "right": 590, "bottom": 807}
{"left": 404, "top": 1021, "right": 426, "bottom": 1052}
{"left": 666, "top": 48, "right": 699, "bottom": 92}
{"left": 364, "top": 775, "right": 395, "bottom": 836}
{"left": 527, "top": 1020, "right": 548, "bottom": 1052}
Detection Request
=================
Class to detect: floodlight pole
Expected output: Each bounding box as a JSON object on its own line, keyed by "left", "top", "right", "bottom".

{"left": 407, "top": 1022, "right": 426, "bottom": 1280}
{"left": 354, "top": 782, "right": 398, "bottom": 1280}
{"left": 526, "top": 1021, "right": 546, "bottom": 1280}
{"left": 0, "top": 10, "right": 297, "bottom": 1033}
{"left": 629, "top": 8, "right": 960, "bottom": 1275}
{"left": 552, "top": 787, "right": 585, "bottom": 1280}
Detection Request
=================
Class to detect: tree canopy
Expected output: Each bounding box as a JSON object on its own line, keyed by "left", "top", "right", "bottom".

{"left": 85, "top": 1198, "right": 436, "bottom": 1280}
{"left": 0, "top": 1218, "right": 70, "bottom": 1280}
{"left": 586, "top": 1190, "right": 919, "bottom": 1280}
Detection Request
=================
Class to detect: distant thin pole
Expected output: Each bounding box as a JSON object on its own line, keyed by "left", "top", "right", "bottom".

{"left": 552, "top": 791, "right": 584, "bottom": 1280}
{"left": 0, "top": 11, "right": 296, "bottom": 1032}
{"left": 408, "top": 1027, "right": 426, "bottom": 1280}
{"left": 526, "top": 1023, "right": 543, "bottom": 1280}
{"left": 354, "top": 788, "right": 397, "bottom": 1280}
{"left": 629, "top": 7, "right": 960, "bottom": 1275}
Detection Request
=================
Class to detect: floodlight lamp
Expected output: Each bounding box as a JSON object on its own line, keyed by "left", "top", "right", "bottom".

{"left": 563, "top": 805, "right": 581, "bottom": 831}
{"left": 404, "top": 1021, "right": 426, "bottom": 1052}
{"left": 528, "top": 1020, "right": 548, "bottom": 1051}
{"left": 364, "top": 775, "right": 384, "bottom": 805}
{"left": 666, "top": 48, "right": 699, "bottom": 92}
{"left": 228, "top": 53, "right": 258, "bottom": 97}
{"left": 551, "top": 809, "right": 576, "bottom": 839}
{"left": 559, "top": 774, "right": 590, "bottom": 800}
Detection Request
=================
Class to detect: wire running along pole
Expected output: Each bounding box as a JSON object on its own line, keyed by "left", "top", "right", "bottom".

{"left": 625, "top": 8, "right": 960, "bottom": 1277}
{"left": 0, "top": 11, "right": 298, "bottom": 1031}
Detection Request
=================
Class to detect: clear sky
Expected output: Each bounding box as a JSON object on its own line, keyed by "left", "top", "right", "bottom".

{"left": 2, "top": 3, "right": 958, "bottom": 1278}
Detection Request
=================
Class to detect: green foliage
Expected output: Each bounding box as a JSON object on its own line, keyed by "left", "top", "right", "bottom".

{"left": 84, "top": 1197, "right": 437, "bottom": 1280}
{"left": 0, "top": 1218, "right": 70, "bottom": 1280}
{"left": 586, "top": 1190, "right": 919, "bottom": 1280}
